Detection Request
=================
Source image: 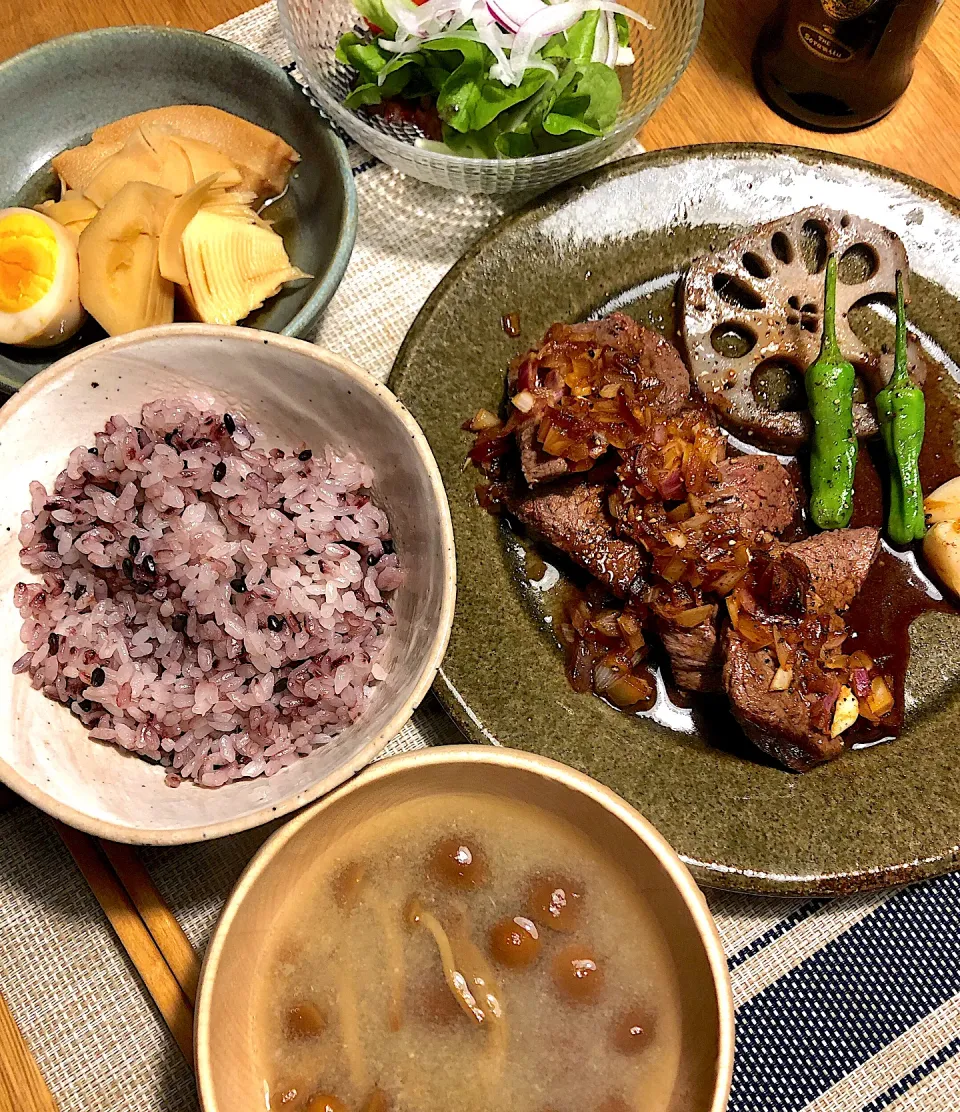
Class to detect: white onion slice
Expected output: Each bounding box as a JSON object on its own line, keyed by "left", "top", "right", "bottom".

{"left": 475, "top": 7, "right": 514, "bottom": 72}
{"left": 603, "top": 10, "right": 618, "bottom": 66}
{"left": 595, "top": 1, "right": 653, "bottom": 32}
{"left": 527, "top": 53, "right": 559, "bottom": 78}
{"left": 383, "top": 0, "right": 426, "bottom": 38}
{"left": 487, "top": 0, "right": 546, "bottom": 32}
{"left": 375, "top": 0, "right": 654, "bottom": 89}
{"left": 379, "top": 35, "right": 428, "bottom": 52}
{"left": 590, "top": 10, "right": 608, "bottom": 63}
{"left": 506, "top": 0, "right": 587, "bottom": 85}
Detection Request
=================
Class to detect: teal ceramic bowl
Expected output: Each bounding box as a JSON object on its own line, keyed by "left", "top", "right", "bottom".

{"left": 0, "top": 26, "right": 357, "bottom": 391}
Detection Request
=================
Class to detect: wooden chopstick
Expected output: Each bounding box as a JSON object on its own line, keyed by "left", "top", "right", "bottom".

{"left": 0, "top": 989, "right": 58, "bottom": 1112}
{"left": 98, "top": 842, "right": 201, "bottom": 1005}
{"left": 54, "top": 823, "right": 195, "bottom": 1064}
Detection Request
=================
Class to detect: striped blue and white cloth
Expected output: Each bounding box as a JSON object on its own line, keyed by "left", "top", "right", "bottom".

{"left": 0, "top": 6, "right": 957, "bottom": 1110}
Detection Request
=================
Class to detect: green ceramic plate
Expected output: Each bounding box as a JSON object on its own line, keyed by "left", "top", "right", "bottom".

{"left": 0, "top": 27, "right": 357, "bottom": 392}
{"left": 391, "top": 144, "right": 960, "bottom": 897}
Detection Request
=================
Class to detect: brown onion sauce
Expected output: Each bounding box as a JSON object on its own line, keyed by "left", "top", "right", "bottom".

{"left": 537, "top": 360, "right": 960, "bottom": 760}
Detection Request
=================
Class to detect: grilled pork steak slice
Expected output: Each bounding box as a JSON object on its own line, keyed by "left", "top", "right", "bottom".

{"left": 658, "top": 608, "right": 725, "bottom": 692}
{"left": 789, "top": 528, "right": 881, "bottom": 612}
{"left": 516, "top": 423, "right": 571, "bottom": 486}
{"left": 709, "top": 455, "right": 803, "bottom": 541}
{"left": 723, "top": 638, "right": 843, "bottom": 770}
{"left": 510, "top": 313, "right": 691, "bottom": 486}
{"left": 657, "top": 453, "right": 803, "bottom": 693}
{"left": 723, "top": 527, "right": 881, "bottom": 771}
{"left": 505, "top": 479, "right": 647, "bottom": 598}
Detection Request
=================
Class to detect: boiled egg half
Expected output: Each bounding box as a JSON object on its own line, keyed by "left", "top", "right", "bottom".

{"left": 0, "top": 207, "right": 84, "bottom": 347}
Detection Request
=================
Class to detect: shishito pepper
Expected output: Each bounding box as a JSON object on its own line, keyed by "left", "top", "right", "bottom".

{"left": 876, "top": 271, "right": 926, "bottom": 544}
{"left": 806, "top": 253, "right": 858, "bottom": 530}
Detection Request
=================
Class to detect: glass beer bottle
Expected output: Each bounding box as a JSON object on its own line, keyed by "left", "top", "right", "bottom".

{"left": 753, "top": 0, "right": 944, "bottom": 131}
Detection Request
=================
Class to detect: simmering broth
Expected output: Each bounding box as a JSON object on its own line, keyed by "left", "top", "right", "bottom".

{"left": 257, "top": 791, "right": 684, "bottom": 1112}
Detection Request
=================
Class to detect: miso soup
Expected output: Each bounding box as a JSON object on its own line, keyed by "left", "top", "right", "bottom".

{"left": 256, "top": 792, "right": 684, "bottom": 1112}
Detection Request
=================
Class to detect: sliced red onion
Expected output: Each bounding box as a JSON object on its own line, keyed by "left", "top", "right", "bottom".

{"left": 376, "top": 0, "right": 652, "bottom": 88}
{"left": 506, "top": 0, "right": 587, "bottom": 86}
{"left": 474, "top": 7, "right": 514, "bottom": 72}
{"left": 409, "top": 0, "right": 459, "bottom": 21}
{"left": 852, "top": 667, "right": 871, "bottom": 698}
{"left": 657, "top": 469, "right": 684, "bottom": 501}
{"left": 448, "top": 0, "right": 480, "bottom": 31}
{"left": 487, "top": 0, "right": 546, "bottom": 33}
{"left": 487, "top": 0, "right": 517, "bottom": 32}
{"left": 516, "top": 360, "right": 538, "bottom": 392}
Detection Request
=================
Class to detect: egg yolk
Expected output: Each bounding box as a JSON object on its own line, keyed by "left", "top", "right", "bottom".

{"left": 0, "top": 213, "right": 58, "bottom": 314}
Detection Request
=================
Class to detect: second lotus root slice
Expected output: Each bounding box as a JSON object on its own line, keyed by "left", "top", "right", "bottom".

{"left": 681, "top": 207, "right": 930, "bottom": 450}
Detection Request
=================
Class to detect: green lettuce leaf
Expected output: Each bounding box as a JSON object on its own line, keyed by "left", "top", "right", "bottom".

{"left": 542, "top": 32, "right": 570, "bottom": 60}
{"left": 432, "top": 41, "right": 552, "bottom": 134}
{"left": 441, "top": 121, "right": 501, "bottom": 158}
{"left": 341, "top": 46, "right": 427, "bottom": 108}
{"left": 492, "top": 62, "right": 575, "bottom": 154}
{"left": 337, "top": 13, "right": 625, "bottom": 157}
{"left": 564, "top": 10, "right": 603, "bottom": 64}
{"left": 470, "top": 67, "right": 552, "bottom": 132}
{"left": 335, "top": 32, "right": 391, "bottom": 85}
{"left": 344, "top": 83, "right": 383, "bottom": 109}
{"left": 615, "top": 13, "right": 630, "bottom": 47}
{"left": 542, "top": 61, "right": 621, "bottom": 136}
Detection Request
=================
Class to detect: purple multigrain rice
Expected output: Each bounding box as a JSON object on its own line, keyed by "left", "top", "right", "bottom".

{"left": 13, "top": 399, "right": 401, "bottom": 788}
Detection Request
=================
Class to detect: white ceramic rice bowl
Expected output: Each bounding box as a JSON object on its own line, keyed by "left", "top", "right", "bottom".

{"left": 0, "top": 325, "right": 456, "bottom": 844}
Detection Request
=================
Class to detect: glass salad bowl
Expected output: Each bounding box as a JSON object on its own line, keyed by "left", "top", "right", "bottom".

{"left": 278, "top": 0, "right": 704, "bottom": 193}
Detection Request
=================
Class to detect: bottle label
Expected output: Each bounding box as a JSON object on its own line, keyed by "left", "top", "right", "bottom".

{"left": 798, "top": 22, "right": 856, "bottom": 61}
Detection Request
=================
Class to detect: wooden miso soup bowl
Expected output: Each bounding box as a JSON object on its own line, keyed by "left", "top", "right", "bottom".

{"left": 196, "top": 745, "right": 734, "bottom": 1112}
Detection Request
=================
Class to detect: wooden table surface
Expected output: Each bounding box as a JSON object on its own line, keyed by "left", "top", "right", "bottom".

{"left": 2, "top": 0, "right": 959, "bottom": 197}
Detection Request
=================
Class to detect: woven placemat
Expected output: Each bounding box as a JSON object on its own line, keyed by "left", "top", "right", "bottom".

{"left": 0, "top": 5, "right": 958, "bottom": 1111}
